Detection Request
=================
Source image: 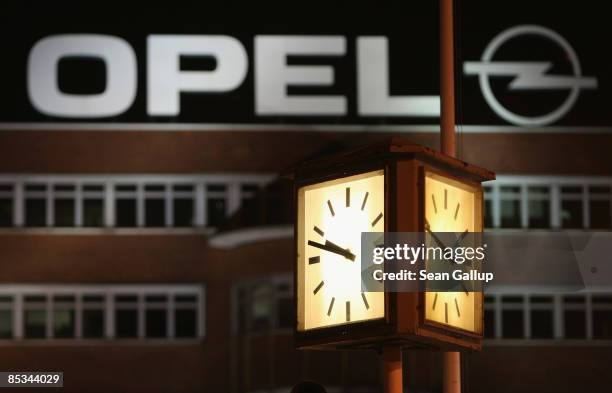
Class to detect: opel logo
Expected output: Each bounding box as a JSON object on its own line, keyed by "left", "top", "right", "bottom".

{"left": 464, "top": 25, "right": 598, "bottom": 126}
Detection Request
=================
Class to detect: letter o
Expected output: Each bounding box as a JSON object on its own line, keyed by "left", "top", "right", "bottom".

{"left": 27, "top": 34, "right": 137, "bottom": 118}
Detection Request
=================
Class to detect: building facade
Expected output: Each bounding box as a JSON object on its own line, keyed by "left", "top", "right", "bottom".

{"left": 0, "top": 130, "right": 611, "bottom": 393}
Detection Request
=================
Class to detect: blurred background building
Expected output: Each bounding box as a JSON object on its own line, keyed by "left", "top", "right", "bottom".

{"left": 0, "top": 2, "right": 611, "bottom": 392}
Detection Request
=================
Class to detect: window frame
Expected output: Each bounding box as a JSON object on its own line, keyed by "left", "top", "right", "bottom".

{"left": 0, "top": 183, "right": 15, "bottom": 227}
{"left": 486, "top": 176, "right": 612, "bottom": 230}
{"left": 484, "top": 292, "right": 612, "bottom": 345}
{"left": 231, "top": 274, "right": 293, "bottom": 336}
{"left": 0, "top": 174, "right": 274, "bottom": 230}
{"left": 0, "top": 285, "right": 205, "bottom": 342}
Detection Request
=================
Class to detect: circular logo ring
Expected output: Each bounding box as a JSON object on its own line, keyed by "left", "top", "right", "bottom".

{"left": 478, "top": 25, "right": 583, "bottom": 126}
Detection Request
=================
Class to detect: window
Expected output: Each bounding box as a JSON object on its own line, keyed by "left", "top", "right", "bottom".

{"left": 53, "top": 295, "right": 75, "bottom": 338}
{"left": 82, "top": 295, "right": 105, "bottom": 338}
{"left": 173, "top": 185, "right": 194, "bottom": 227}
{"left": 501, "top": 296, "right": 524, "bottom": 338}
{"left": 480, "top": 293, "right": 612, "bottom": 343}
{"left": 25, "top": 184, "right": 47, "bottom": 227}
{"left": 24, "top": 295, "right": 47, "bottom": 338}
{"left": 0, "top": 296, "right": 12, "bottom": 338}
{"left": 592, "top": 295, "right": 612, "bottom": 339}
{"left": 481, "top": 177, "right": 612, "bottom": 230}
{"left": 527, "top": 186, "right": 550, "bottom": 228}
{"left": 529, "top": 296, "right": 553, "bottom": 338}
{"left": 144, "top": 185, "right": 165, "bottom": 227}
{"left": 561, "top": 186, "right": 583, "bottom": 228}
{"left": 500, "top": 186, "right": 521, "bottom": 228}
{"left": 0, "top": 184, "right": 13, "bottom": 227}
{"left": 4, "top": 175, "right": 612, "bottom": 230}
{"left": 589, "top": 186, "right": 611, "bottom": 229}
{"left": 1, "top": 174, "right": 275, "bottom": 229}
{"left": 240, "top": 184, "right": 261, "bottom": 226}
{"left": 563, "top": 296, "right": 586, "bottom": 339}
{"left": 115, "top": 185, "right": 137, "bottom": 227}
{"left": 234, "top": 276, "right": 293, "bottom": 335}
{"left": 0, "top": 286, "right": 203, "bottom": 341}
{"left": 485, "top": 293, "right": 612, "bottom": 342}
{"left": 53, "top": 184, "right": 75, "bottom": 227}
{"left": 145, "top": 295, "right": 167, "bottom": 338}
{"left": 83, "top": 185, "right": 104, "bottom": 227}
{"left": 207, "top": 184, "right": 227, "bottom": 227}
{"left": 115, "top": 295, "right": 138, "bottom": 338}
{"left": 175, "top": 295, "right": 198, "bottom": 338}
{"left": 238, "top": 284, "right": 271, "bottom": 333}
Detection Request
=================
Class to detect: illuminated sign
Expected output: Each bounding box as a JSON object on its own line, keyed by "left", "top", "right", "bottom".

{"left": 464, "top": 25, "right": 598, "bottom": 126}
{"left": 27, "top": 35, "right": 439, "bottom": 119}
{"left": 0, "top": 2, "right": 608, "bottom": 129}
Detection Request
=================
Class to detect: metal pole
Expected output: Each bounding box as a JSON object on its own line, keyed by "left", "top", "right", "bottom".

{"left": 440, "top": 0, "right": 456, "bottom": 157}
{"left": 443, "top": 351, "right": 461, "bottom": 393}
{"left": 382, "top": 346, "right": 402, "bottom": 393}
{"left": 440, "top": 0, "right": 461, "bottom": 392}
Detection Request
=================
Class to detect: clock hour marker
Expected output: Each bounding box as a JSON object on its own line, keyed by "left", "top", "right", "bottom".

{"left": 327, "top": 200, "right": 335, "bottom": 216}
{"left": 327, "top": 297, "right": 335, "bottom": 316}
{"left": 454, "top": 298, "right": 461, "bottom": 317}
{"left": 361, "top": 192, "right": 369, "bottom": 211}
{"left": 454, "top": 203, "right": 460, "bottom": 220}
{"left": 372, "top": 212, "right": 383, "bottom": 227}
{"left": 432, "top": 293, "right": 438, "bottom": 310}
{"left": 309, "top": 256, "right": 320, "bottom": 265}
{"left": 361, "top": 292, "right": 370, "bottom": 310}
{"left": 346, "top": 301, "right": 351, "bottom": 322}
{"left": 431, "top": 194, "right": 438, "bottom": 213}
{"left": 346, "top": 187, "right": 350, "bottom": 207}
{"left": 313, "top": 226, "right": 324, "bottom": 237}
{"left": 445, "top": 302, "right": 449, "bottom": 323}
{"left": 444, "top": 189, "right": 448, "bottom": 210}
{"left": 313, "top": 280, "right": 324, "bottom": 295}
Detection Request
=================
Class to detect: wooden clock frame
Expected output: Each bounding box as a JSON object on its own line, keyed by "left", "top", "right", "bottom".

{"left": 289, "top": 137, "right": 494, "bottom": 351}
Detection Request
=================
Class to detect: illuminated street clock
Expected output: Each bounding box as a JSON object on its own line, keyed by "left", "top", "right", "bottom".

{"left": 291, "top": 137, "right": 494, "bottom": 351}
{"left": 424, "top": 170, "right": 483, "bottom": 334}
{"left": 297, "top": 170, "right": 386, "bottom": 331}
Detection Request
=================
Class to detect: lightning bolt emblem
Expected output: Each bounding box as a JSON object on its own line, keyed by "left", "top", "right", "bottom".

{"left": 464, "top": 61, "right": 598, "bottom": 90}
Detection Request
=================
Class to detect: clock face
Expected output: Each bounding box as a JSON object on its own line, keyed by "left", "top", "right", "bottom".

{"left": 424, "top": 171, "right": 483, "bottom": 333}
{"left": 297, "top": 170, "right": 385, "bottom": 331}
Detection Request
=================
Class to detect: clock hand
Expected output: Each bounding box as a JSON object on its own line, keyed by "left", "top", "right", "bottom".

{"left": 424, "top": 222, "right": 448, "bottom": 249}
{"left": 453, "top": 229, "right": 469, "bottom": 248}
{"left": 445, "top": 229, "right": 473, "bottom": 294}
{"left": 307, "top": 240, "right": 356, "bottom": 261}
{"left": 425, "top": 225, "right": 470, "bottom": 261}
{"left": 325, "top": 240, "right": 357, "bottom": 261}
{"left": 449, "top": 229, "right": 469, "bottom": 264}
{"left": 454, "top": 229, "right": 474, "bottom": 295}
{"left": 425, "top": 224, "right": 473, "bottom": 294}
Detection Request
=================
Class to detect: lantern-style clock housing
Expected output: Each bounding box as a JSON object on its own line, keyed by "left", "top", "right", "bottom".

{"left": 290, "top": 138, "right": 495, "bottom": 351}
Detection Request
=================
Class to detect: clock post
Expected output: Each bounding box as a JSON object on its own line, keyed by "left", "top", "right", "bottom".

{"left": 440, "top": 0, "right": 461, "bottom": 392}
{"left": 289, "top": 138, "right": 494, "bottom": 392}
{"left": 382, "top": 346, "right": 402, "bottom": 393}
